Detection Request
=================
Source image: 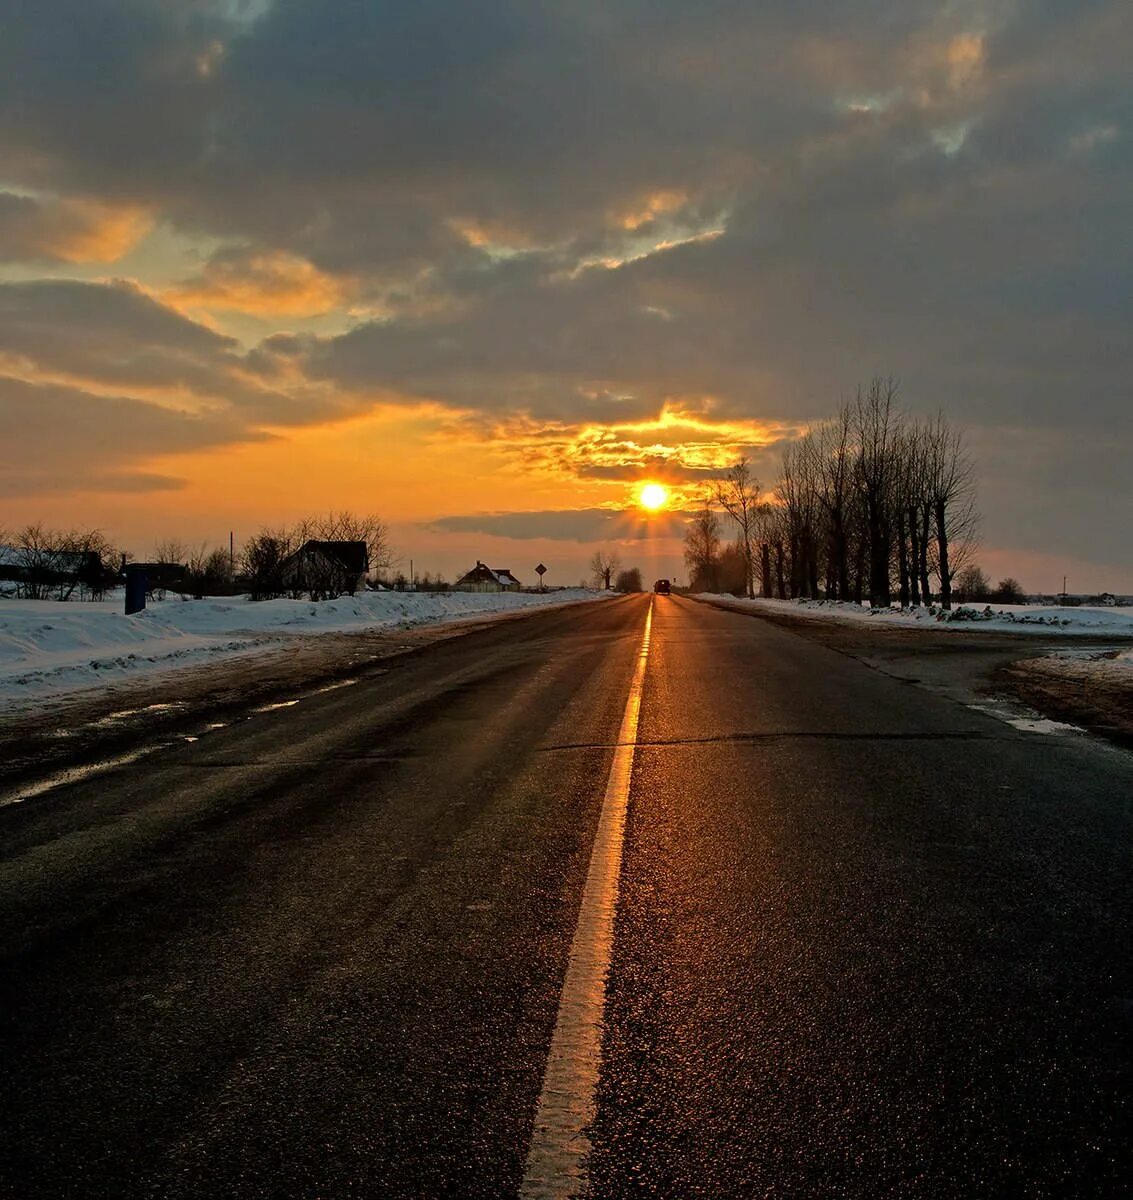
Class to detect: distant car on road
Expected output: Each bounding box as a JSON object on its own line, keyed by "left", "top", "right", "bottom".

{"left": 653, "top": 579, "right": 671, "bottom": 595}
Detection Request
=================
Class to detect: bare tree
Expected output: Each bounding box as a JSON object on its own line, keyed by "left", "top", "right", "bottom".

{"left": 992, "top": 577, "right": 1025, "bottom": 604}
{"left": 814, "top": 407, "right": 854, "bottom": 599}
{"left": 203, "top": 546, "right": 235, "bottom": 593}
{"left": 924, "top": 414, "right": 978, "bottom": 610}
{"left": 153, "top": 539, "right": 188, "bottom": 568}
{"left": 953, "top": 564, "right": 991, "bottom": 603}
{"left": 683, "top": 502, "right": 722, "bottom": 592}
{"left": 589, "top": 548, "right": 621, "bottom": 590}
{"left": 891, "top": 425, "right": 924, "bottom": 608}
{"left": 778, "top": 435, "right": 823, "bottom": 599}
{"left": 241, "top": 528, "right": 292, "bottom": 601}
{"left": 853, "top": 378, "right": 901, "bottom": 607}
{"left": 12, "top": 523, "right": 62, "bottom": 601}
{"left": 714, "top": 458, "right": 761, "bottom": 599}
{"left": 8, "top": 524, "right": 117, "bottom": 600}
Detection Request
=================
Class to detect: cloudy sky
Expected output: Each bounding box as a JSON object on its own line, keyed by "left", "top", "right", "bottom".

{"left": 1, "top": 0, "right": 1130, "bottom": 590}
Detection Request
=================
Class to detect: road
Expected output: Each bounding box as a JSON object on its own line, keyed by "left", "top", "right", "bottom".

{"left": 1, "top": 595, "right": 1130, "bottom": 1198}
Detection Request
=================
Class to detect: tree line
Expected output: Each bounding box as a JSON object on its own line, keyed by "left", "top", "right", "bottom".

{"left": 1, "top": 512, "right": 390, "bottom": 603}
{"left": 685, "top": 379, "right": 979, "bottom": 609}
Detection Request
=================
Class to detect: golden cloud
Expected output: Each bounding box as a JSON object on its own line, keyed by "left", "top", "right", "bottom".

{"left": 441, "top": 402, "right": 800, "bottom": 507}
{"left": 167, "top": 251, "right": 351, "bottom": 317}
{"left": 0, "top": 195, "right": 153, "bottom": 264}
{"left": 616, "top": 188, "right": 690, "bottom": 231}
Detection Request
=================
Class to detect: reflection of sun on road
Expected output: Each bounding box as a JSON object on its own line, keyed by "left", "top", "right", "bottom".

{"left": 638, "top": 482, "right": 668, "bottom": 511}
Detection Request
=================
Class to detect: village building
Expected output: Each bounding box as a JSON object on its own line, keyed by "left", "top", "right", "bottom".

{"left": 453, "top": 561, "right": 522, "bottom": 592}
{"left": 278, "top": 540, "right": 369, "bottom": 599}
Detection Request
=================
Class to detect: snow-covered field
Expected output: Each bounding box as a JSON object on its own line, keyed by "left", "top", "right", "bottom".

{"left": 0, "top": 589, "right": 606, "bottom": 704}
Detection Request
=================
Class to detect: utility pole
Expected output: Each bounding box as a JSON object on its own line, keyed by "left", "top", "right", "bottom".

{"left": 410, "top": 558, "right": 414, "bottom": 590}
{"left": 230, "top": 530, "right": 235, "bottom": 575}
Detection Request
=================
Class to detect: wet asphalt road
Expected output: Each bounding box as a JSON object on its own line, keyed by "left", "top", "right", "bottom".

{"left": 1, "top": 595, "right": 1131, "bottom": 1198}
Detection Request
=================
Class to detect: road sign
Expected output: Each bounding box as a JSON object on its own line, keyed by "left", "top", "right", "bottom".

{"left": 535, "top": 563, "right": 547, "bottom": 592}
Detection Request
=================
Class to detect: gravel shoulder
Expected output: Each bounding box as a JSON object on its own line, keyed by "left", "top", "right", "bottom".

{"left": 690, "top": 595, "right": 1133, "bottom": 750}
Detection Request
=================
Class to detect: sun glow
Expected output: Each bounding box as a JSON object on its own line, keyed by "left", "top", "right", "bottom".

{"left": 639, "top": 482, "right": 669, "bottom": 511}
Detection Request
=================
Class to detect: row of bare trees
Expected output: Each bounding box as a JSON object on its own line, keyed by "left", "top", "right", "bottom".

{"left": 686, "top": 380, "right": 979, "bottom": 609}
{"left": 0, "top": 524, "right": 120, "bottom": 600}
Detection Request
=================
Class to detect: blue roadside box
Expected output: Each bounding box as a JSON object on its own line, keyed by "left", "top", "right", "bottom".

{"left": 125, "top": 565, "right": 148, "bottom": 615}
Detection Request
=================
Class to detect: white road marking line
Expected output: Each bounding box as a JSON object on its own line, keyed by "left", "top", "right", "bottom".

{"left": 520, "top": 599, "right": 653, "bottom": 1199}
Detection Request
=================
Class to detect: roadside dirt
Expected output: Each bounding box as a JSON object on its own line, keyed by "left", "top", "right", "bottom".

{"left": 0, "top": 606, "right": 567, "bottom": 786}
{"left": 996, "top": 652, "right": 1133, "bottom": 751}
{"left": 694, "top": 597, "right": 1133, "bottom": 751}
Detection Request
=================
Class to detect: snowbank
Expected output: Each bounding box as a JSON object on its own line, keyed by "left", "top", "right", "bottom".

{"left": 695, "top": 594, "right": 1133, "bottom": 639}
{"left": 0, "top": 589, "right": 607, "bottom": 703}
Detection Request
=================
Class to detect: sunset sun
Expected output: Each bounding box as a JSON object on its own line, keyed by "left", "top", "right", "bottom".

{"left": 639, "top": 482, "right": 669, "bottom": 511}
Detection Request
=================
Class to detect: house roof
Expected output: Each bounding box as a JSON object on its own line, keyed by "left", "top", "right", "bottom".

{"left": 455, "top": 561, "right": 522, "bottom": 587}
{"left": 285, "top": 540, "right": 369, "bottom": 575}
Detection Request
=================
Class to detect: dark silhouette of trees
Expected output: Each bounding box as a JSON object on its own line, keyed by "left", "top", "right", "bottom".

{"left": 734, "top": 378, "right": 981, "bottom": 609}
{"left": 241, "top": 529, "right": 291, "bottom": 601}
{"left": 614, "top": 567, "right": 643, "bottom": 593}
{"left": 683, "top": 504, "right": 722, "bottom": 592}
{"left": 3, "top": 524, "right": 118, "bottom": 600}
{"left": 991, "top": 577, "right": 1025, "bottom": 604}
{"left": 954, "top": 565, "right": 991, "bottom": 603}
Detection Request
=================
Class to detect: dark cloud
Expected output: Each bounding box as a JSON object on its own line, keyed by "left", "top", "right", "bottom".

{"left": 0, "top": 279, "right": 370, "bottom": 428}
{"left": 0, "top": 374, "right": 263, "bottom": 496}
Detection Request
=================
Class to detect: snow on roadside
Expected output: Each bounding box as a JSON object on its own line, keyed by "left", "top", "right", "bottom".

{"left": 0, "top": 589, "right": 608, "bottom": 704}
{"left": 695, "top": 594, "right": 1133, "bottom": 641}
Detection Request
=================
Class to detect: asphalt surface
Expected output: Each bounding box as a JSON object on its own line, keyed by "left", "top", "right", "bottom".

{"left": 2, "top": 595, "right": 1131, "bottom": 1198}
